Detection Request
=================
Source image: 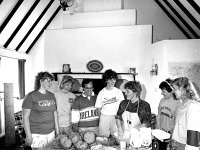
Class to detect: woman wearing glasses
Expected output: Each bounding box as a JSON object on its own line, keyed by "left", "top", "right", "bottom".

{"left": 22, "top": 71, "right": 59, "bottom": 149}
{"left": 71, "top": 79, "right": 99, "bottom": 135}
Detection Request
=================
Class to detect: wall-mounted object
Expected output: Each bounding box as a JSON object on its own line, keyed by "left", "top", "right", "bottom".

{"left": 60, "top": 0, "right": 74, "bottom": 11}
{"left": 150, "top": 64, "right": 158, "bottom": 76}
{"left": 62, "top": 64, "right": 71, "bottom": 73}
{"left": 87, "top": 60, "right": 103, "bottom": 73}
{"left": 59, "top": 0, "right": 83, "bottom": 14}
{"left": 129, "top": 67, "right": 136, "bottom": 74}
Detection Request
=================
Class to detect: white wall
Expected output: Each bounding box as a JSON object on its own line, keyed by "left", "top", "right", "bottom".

{"left": 84, "top": 0, "right": 122, "bottom": 12}
{"left": 44, "top": 25, "right": 152, "bottom": 74}
{"left": 124, "top": 0, "right": 186, "bottom": 43}
{"left": 25, "top": 34, "right": 45, "bottom": 93}
{"left": 163, "top": 39, "right": 200, "bottom": 63}
{"left": 147, "top": 39, "right": 200, "bottom": 114}
{"left": 63, "top": 9, "right": 136, "bottom": 28}
{"left": 145, "top": 41, "right": 164, "bottom": 114}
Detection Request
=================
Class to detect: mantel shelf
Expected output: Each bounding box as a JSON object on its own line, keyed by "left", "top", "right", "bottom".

{"left": 52, "top": 72, "right": 138, "bottom": 75}
{"left": 52, "top": 72, "right": 138, "bottom": 81}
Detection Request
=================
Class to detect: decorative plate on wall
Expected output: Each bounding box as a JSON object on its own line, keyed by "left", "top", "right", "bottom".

{"left": 87, "top": 60, "right": 103, "bottom": 72}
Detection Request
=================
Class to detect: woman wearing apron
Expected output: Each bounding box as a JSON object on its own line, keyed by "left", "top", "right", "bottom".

{"left": 116, "top": 81, "right": 151, "bottom": 136}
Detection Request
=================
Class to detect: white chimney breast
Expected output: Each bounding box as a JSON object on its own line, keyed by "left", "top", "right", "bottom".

{"left": 84, "top": 0, "right": 122, "bottom": 12}
{"left": 63, "top": 9, "right": 136, "bottom": 28}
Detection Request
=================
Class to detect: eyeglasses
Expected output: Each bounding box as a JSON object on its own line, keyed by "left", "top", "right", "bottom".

{"left": 84, "top": 87, "right": 94, "bottom": 90}
{"left": 45, "top": 78, "right": 52, "bottom": 83}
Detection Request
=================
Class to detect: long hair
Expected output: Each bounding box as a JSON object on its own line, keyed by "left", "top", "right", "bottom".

{"left": 172, "top": 77, "right": 200, "bottom": 102}
{"left": 34, "top": 71, "right": 54, "bottom": 90}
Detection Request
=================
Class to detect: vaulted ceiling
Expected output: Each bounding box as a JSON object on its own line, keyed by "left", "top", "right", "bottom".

{"left": 154, "top": 0, "right": 200, "bottom": 39}
{"left": 0, "top": 0, "right": 61, "bottom": 54}
{"left": 0, "top": 0, "right": 199, "bottom": 54}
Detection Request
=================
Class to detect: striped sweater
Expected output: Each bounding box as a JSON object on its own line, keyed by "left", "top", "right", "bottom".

{"left": 71, "top": 93, "right": 99, "bottom": 128}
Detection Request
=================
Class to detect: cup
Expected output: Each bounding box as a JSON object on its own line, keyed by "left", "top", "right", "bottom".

{"left": 129, "top": 68, "right": 136, "bottom": 74}
{"left": 120, "top": 141, "right": 126, "bottom": 150}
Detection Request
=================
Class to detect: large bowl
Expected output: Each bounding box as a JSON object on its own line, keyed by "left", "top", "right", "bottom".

{"left": 151, "top": 129, "right": 171, "bottom": 141}
{"left": 113, "top": 131, "right": 130, "bottom": 145}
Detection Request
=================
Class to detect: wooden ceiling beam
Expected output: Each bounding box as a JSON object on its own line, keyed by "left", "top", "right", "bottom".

{"left": 4, "top": 0, "right": 41, "bottom": 48}
{"left": 26, "top": 6, "right": 61, "bottom": 54}
{"left": 173, "top": 0, "right": 200, "bottom": 30}
{"left": 0, "top": 0, "right": 24, "bottom": 34}
{"left": 154, "top": 0, "right": 191, "bottom": 39}
{"left": 15, "top": 0, "right": 54, "bottom": 51}
{"left": 162, "top": 0, "right": 199, "bottom": 38}
{"left": 0, "top": 0, "right": 3, "bottom": 5}
{"left": 187, "top": 0, "right": 200, "bottom": 15}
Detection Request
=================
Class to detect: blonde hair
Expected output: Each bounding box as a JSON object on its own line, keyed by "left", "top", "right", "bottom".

{"left": 189, "top": 80, "right": 200, "bottom": 101}
{"left": 59, "top": 75, "right": 74, "bottom": 90}
{"left": 172, "top": 77, "right": 200, "bottom": 102}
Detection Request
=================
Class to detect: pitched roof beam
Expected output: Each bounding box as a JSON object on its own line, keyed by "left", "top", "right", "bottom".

{"left": 187, "top": 0, "right": 200, "bottom": 15}
{"left": 0, "top": 0, "right": 3, "bottom": 5}
{"left": 4, "top": 0, "right": 41, "bottom": 48}
{"left": 163, "top": 0, "right": 199, "bottom": 38}
{"left": 173, "top": 0, "right": 200, "bottom": 31}
{"left": 26, "top": 6, "right": 61, "bottom": 54}
{"left": 0, "top": 0, "right": 24, "bottom": 33}
{"left": 154, "top": 0, "right": 191, "bottom": 39}
{"left": 15, "top": 0, "right": 54, "bottom": 51}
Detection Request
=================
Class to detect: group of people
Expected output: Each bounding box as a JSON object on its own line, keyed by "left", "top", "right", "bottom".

{"left": 156, "top": 77, "right": 200, "bottom": 150}
{"left": 21, "top": 69, "right": 200, "bottom": 150}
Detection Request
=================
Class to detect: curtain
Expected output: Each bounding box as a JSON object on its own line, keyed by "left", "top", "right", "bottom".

{"left": 18, "top": 59, "right": 26, "bottom": 99}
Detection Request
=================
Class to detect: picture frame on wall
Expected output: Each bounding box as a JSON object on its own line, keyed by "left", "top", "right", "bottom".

{"left": 62, "top": 64, "right": 71, "bottom": 73}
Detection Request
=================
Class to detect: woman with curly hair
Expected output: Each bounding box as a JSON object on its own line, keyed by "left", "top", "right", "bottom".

{"left": 171, "top": 77, "right": 200, "bottom": 150}
{"left": 22, "top": 71, "right": 59, "bottom": 149}
{"left": 95, "top": 69, "right": 124, "bottom": 137}
{"left": 116, "top": 81, "right": 151, "bottom": 136}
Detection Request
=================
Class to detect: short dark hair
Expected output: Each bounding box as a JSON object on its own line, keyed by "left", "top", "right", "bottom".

{"left": 159, "top": 78, "right": 173, "bottom": 93}
{"left": 124, "top": 81, "right": 142, "bottom": 98}
{"left": 82, "top": 78, "right": 93, "bottom": 88}
{"left": 34, "top": 71, "right": 54, "bottom": 90}
{"left": 102, "top": 69, "right": 118, "bottom": 84}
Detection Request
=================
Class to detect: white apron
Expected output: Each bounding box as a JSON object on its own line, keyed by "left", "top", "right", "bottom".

{"left": 122, "top": 100, "right": 141, "bottom": 131}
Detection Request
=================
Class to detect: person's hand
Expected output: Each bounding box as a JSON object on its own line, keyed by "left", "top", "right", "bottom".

{"left": 118, "top": 127, "right": 124, "bottom": 138}
{"left": 55, "top": 130, "right": 60, "bottom": 137}
{"left": 72, "top": 124, "right": 79, "bottom": 132}
{"left": 25, "top": 136, "right": 33, "bottom": 146}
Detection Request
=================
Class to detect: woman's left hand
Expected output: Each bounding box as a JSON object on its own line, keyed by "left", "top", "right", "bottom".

{"left": 55, "top": 130, "right": 60, "bottom": 137}
{"left": 25, "top": 137, "right": 33, "bottom": 146}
